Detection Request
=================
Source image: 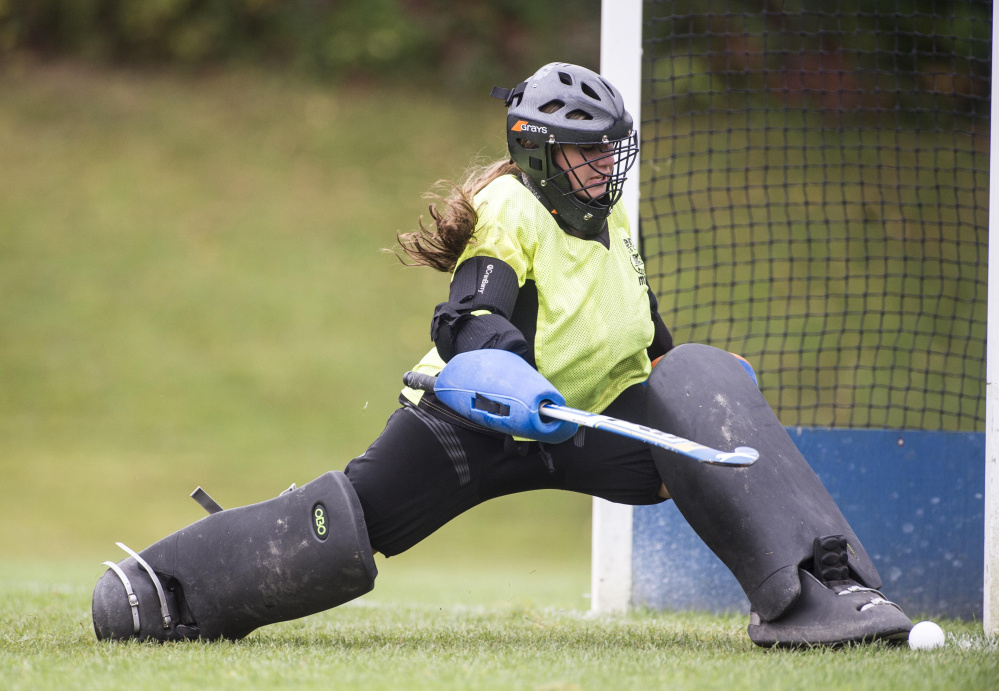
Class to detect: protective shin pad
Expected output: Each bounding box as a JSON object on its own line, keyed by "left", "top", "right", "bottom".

{"left": 92, "top": 471, "right": 377, "bottom": 642}
{"left": 647, "top": 344, "right": 912, "bottom": 647}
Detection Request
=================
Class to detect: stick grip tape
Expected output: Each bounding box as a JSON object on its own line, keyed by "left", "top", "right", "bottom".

{"left": 403, "top": 371, "right": 438, "bottom": 392}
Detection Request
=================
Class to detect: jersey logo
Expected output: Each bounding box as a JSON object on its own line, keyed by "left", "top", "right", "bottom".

{"left": 623, "top": 238, "right": 648, "bottom": 286}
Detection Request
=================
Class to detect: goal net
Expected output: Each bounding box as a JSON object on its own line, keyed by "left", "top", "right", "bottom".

{"left": 638, "top": 0, "right": 989, "bottom": 432}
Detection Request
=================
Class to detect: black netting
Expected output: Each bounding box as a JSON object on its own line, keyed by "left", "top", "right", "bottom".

{"left": 640, "top": 0, "right": 989, "bottom": 430}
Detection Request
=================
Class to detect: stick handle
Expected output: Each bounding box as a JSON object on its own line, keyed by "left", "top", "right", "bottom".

{"left": 403, "top": 370, "right": 438, "bottom": 392}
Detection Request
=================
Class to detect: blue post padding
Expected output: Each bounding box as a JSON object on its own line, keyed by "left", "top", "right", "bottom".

{"left": 632, "top": 429, "right": 985, "bottom": 619}
{"left": 434, "top": 350, "right": 578, "bottom": 443}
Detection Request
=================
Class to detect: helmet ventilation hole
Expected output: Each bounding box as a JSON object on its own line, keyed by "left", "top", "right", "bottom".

{"left": 565, "top": 109, "right": 593, "bottom": 121}
{"left": 581, "top": 82, "right": 601, "bottom": 100}
{"left": 558, "top": 72, "right": 574, "bottom": 86}
{"left": 540, "top": 99, "right": 565, "bottom": 114}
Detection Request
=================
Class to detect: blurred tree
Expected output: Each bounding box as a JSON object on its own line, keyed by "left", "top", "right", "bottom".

{"left": 644, "top": 0, "right": 990, "bottom": 121}
{"left": 0, "top": 0, "right": 601, "bottom": 88}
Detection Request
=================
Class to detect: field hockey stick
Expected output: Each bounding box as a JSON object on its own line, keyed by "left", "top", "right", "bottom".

{"left": 403, "top": 371, "right": 758, "bottom": 467}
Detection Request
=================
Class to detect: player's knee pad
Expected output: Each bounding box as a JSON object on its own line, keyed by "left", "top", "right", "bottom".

{"left": 647, "top": 344, "right": 911, "bottom": 646}
{"left": 92, "top": 470, "right": 377, "bottom": 642}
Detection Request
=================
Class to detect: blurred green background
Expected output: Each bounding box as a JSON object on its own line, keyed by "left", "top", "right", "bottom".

{"left": 0, "top": 52, "right": 595, "bottom": 604}
{"left": 0, "top": 1, "right": 602, "bottom": 88}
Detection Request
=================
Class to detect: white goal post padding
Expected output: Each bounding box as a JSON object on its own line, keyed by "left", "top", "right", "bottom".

{"left": 592, "top": 0, "right": 643, "bottom": 614}
{"left": 984, "top": 0, "right": 999, "bottom": 637}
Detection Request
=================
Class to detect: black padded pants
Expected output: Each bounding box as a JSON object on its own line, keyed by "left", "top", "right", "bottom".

{"left": 344, "top": 383, "right": 665, "bottom": 556}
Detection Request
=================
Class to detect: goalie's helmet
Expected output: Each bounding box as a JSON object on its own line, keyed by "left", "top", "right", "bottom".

{"left": 491, "top": 63, "right": 639, "bottom": 237}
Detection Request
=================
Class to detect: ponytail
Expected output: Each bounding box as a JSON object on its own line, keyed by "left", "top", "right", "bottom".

{"left": 392, "top": 159, "right": 520, "bottom": 273}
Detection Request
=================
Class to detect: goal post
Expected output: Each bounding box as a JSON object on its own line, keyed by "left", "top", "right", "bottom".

{"left": 595, "top": 0, "right": 993, "bottom": 629}
{"left": 593, "top": 0, "right": 643, "bottom": 614}
{"left": 985, "top": 0, "right": 998, "bottom": 637}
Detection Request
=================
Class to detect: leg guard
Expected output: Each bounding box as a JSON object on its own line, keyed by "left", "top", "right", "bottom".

{"left": 92, "top": 471, "right": 377, "bottom": 642}
{"left": 648, "top": 344, "right": 912, "bottom": 647}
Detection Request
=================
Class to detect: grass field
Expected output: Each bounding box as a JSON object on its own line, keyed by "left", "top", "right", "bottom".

{"left": 1, "top": 61, "right": 996, "bottom": 688}
{"left": 2, "top": 560, "right": 996, "bottom": 690}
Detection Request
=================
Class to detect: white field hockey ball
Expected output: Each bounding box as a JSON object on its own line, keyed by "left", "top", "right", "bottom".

{"left": 908, "top": 621, "right": 945, "bottom": 650}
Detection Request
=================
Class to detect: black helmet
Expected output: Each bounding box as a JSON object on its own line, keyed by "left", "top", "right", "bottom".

{"left": 491, "top": 63, "right": 639, "bottom": 237}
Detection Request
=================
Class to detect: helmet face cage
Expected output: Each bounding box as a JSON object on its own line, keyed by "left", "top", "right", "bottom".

{"left": 499, "top": 63, "right": 640, "bottom": 236}
{"left": 545, "top": 131, "right": 639, "bottom": 221}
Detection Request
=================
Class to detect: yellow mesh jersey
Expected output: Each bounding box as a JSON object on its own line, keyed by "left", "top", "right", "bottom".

{"left": 403, "top": 174, "right": 654, "bottom": 414}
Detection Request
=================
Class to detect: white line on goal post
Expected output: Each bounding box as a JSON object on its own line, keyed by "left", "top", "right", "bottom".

{"left": 593, "top": 0, "right": 643, "bottom": 614}
{"left": 984, "top": 0, "right": 999, "bottom": 636}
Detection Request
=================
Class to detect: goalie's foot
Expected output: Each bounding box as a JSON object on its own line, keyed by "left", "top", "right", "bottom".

{"left": 747, "top": 569, "right": 913, "bottom": 648}
{"left": 93, "top": 543, "right": 199, "bottom": 642}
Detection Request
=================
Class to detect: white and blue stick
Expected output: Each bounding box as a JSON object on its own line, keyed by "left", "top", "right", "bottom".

{"left": 403, "top": 371, "right": 758, "bottom": 467}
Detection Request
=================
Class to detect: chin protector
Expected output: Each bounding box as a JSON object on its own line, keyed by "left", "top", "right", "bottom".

{"left": 434, "top": 349, "right": 577, "bottom": 443}
{"left": 92, "top": 471, "right": 377, "bottom": 642}
{"left": 647, "top": 344, "right": 912, "bottom": 646}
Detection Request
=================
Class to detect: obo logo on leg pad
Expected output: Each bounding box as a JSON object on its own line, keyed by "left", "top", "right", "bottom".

{"left": 312, "top": 503, "right": 328, "bottom": 541}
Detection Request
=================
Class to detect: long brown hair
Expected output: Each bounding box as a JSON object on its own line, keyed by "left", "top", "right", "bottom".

{"left": 392, "top": 158, "right": 520, "bottom": 273}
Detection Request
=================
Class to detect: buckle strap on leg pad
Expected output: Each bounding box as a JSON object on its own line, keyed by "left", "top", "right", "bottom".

{"left": 99, "top": 561, "right": 141, "bottom": 635}
{"left": 93, "top": 550, "right": 194, "bottom": 642}
{"left": 115, "top": 542, "right": 173, "bottom": 629}
{"left": 814, "top": 535, "right": 851, "bottom": 583}
{"left": 190, "top": 487, "right": 224, "bottom": 515}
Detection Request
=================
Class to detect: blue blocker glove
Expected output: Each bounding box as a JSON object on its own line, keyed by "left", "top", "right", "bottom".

{"left": 434, "top": 350, "right": 577, "bottom": 444}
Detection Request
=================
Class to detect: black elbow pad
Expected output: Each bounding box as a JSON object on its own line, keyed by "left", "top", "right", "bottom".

{"left": 431, "top": 306, "right": 532, "bottom": 362}
{"left": 451, "top": 313, "right": 532, "bottom": 361}
{"left": 430, "top": 257, "right": 528, "bottom": 362}
{"left": 447, "top": 256, "right": 520, "bottom": 318}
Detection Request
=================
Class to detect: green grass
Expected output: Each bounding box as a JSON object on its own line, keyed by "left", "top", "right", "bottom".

{"left": 1, "top": 560, "right": 996, "bottom": 690}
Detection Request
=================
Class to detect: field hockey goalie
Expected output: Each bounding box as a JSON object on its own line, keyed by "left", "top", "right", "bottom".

{"left": 91, "top": 344, "right": 912, "bottom": 647}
